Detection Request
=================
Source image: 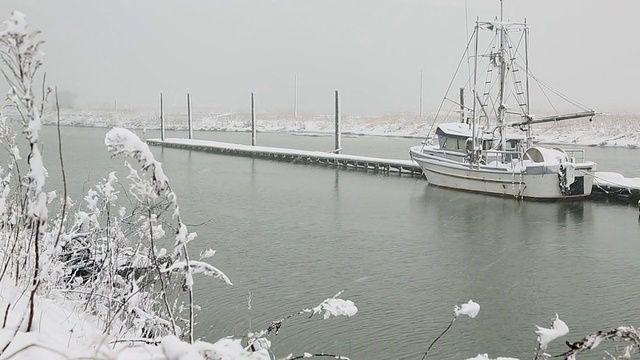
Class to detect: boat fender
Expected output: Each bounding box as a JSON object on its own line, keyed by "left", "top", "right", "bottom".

{"left": 465, "top": 138, "right": 473, "bottom": 155}
{"left": 558, "top": 163, "right": 576, "bottom": 195}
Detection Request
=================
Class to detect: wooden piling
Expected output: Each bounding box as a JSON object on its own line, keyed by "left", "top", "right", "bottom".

{"left": 187, "top": 93, "right": 193, "bottom": 140}
{"left": 334, "top": 90, "right": 341, "bottom": 154}
{"left": 294, "top": 74, "right": 298, "bottom": 119}
{"left": 251, "top": 92, "right": 256, "bottom": 146}
{"left": 419, "top": 70, "right": 423, "bottom": 121}
{"left": 160, "top": 92, "right": 165, "bottom": 141}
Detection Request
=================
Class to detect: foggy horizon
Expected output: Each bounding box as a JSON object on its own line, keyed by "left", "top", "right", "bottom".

{"left": 2, "top": 0, "right": 639, "bottom": 116}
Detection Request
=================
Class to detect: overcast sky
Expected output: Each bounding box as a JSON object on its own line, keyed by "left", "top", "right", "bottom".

{"left": 2, "top": 0, "right": 639, "bottom": 115}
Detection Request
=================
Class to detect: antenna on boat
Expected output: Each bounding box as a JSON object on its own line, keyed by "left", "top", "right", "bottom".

{"left": 497, "top": 0, "right": 507, "bottom": 152}
{"left": 471, "top": 16, "right": 479, "bottom": 162}
{"left": 524, "top": 18, "right": 532, "bottom": 144}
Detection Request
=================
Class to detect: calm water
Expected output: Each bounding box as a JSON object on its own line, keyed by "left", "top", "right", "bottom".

{"left": 39, "top": 126, "right": 640, "bottom": 360}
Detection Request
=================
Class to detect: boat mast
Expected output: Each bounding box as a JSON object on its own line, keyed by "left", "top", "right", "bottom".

{"left": 497, "top": 0, "right": 507, "bottom": 151}
{"left": 471, "top": 17, "right": 480, "bottom": 163}
{"left": 524, "top": 18, "right": 532, "bottom": 146}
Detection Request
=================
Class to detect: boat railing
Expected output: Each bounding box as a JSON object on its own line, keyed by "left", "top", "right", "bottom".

{"left": 560, "top": 149, "right": 587, "bottom": 163}
{"left": 483, "top": 149, "right": 523, "bottom": 167}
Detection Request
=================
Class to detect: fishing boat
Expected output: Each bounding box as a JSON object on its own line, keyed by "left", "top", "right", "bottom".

{"left": 410, "top": 1, "right": 596, "bottom": 200}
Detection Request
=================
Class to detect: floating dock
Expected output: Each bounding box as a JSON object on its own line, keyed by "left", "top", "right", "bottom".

{"left": 146, "top": 138, "right": 423, "bottom": 176}
{"left": 591, "top": 172, "right": 640, "bottom": 202}
{"left": 147, "top": 138, "right": 640, "bottom": 203}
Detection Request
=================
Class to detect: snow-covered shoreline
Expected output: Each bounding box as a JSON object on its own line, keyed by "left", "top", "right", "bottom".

{"left": 41, "top": 110, "right": 640, "bottom": 149}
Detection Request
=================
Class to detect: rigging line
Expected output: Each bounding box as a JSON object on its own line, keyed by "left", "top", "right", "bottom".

{"left": 465, "top": 0, "right": 471, "bottom": 79}
{"left": 422, "top": 26, "right": 478, "bottom": 150}
{"left": 535, "top": 75, "right": 560, "bottom": 115}
{"left": 514, "top": 62, "right": 592, "bottom": 111}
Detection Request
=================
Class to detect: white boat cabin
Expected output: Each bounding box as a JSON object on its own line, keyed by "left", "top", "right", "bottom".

{"left": 435, "top": 123, "right": 523, "bottom": 153}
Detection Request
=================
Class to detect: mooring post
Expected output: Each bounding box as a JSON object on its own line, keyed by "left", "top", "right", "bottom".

{"left": 251, "top": 92, "right": 256, "bottom": 146}
{"left": 294, "top": 74, "right": 298, "bottom": 119}
{"left": 187, "top": 93, "right": 193, "bottom": 139}
{"left": 419, "top": 70, "right": 423, "bottom": 121}
{"left": 334, "top": 89, "right": 341, "bottom": 153}
{"left": 160, "top": 92, "right": 165, "bottom": 141}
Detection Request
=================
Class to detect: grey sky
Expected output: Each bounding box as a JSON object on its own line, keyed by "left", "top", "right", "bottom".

{"left": 2, "top": 0, "right": 639, "bottom": 115}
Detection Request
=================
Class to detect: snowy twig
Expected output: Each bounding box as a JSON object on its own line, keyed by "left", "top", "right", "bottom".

{"left": 52, "top": 86, "right": 67, "bottom": 249}
{"left": 421, "top": 316, "right": 456, "bottom": 360}
{"left": 108, "top": 337, "right": 161, "bottom": 345}
{"left": 247, "top": 292, "right": 357, "bottom": 352}
{"left": 533, "top": 314, "right": 570, "bottom": 360}
{"left": 421, "top": 300, "right": 480, "bottom": 360}
{"left": 558, "top": 326, "right": 640, "bottom": 359}
{"left": 2, "top": 342, "right": 69, "bottom": 360}
{"left": 283, "top": 353, "right": 351, "bottom": 360}
{"left": 147, "top": 208, "right": 178, "bottom": 336}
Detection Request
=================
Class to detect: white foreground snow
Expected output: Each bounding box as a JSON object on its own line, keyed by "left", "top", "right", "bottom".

{"left": 0, "top": 279, "right": 269, "bottom": 360}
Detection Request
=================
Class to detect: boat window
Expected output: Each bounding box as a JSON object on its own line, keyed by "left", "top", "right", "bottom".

{"left": 506, "top": 139, "right": 521, "bottom": 150}
{"left": 442, "top": 137, "right": 456, "bottom": 150}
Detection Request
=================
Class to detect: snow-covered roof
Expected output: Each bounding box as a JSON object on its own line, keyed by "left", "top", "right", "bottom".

{"left": 436, "top": 123, "right": 494, "bottom": 140}
{"left": 436, "top": 123, "right": 473, "bottom": 137}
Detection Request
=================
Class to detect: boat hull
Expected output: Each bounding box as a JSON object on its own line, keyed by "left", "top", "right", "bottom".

{"left": 410, "top": 148, "right": 595, "bottom": 200}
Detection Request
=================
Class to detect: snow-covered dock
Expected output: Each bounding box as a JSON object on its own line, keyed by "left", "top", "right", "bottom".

{"left": 591, "top": 172, "right": 640, "bottom": 201}
{"left": 146, "top": 139, "right": 640, "bottom": 202}
{"left": 146, "top": 138, "right": 423, "bottom": 176}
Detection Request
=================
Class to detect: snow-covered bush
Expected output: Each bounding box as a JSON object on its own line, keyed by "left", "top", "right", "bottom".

{"left": 0, "top": 11, "right": 358, "bottom": 360}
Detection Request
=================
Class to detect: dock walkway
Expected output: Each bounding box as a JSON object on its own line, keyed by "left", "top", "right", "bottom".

{"left": 147, "top": 138, "right": 640, "bottom": 203}
{"left": 146, "top": 138, "right": 422, "bottom": 176}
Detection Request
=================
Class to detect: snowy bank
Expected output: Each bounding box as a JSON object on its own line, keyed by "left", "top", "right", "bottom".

{"left": 40, "top": 110, "right": 640, "bottom": 148}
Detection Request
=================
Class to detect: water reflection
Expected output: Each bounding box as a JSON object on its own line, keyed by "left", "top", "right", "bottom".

{"left": 36, "top": 127, "right": 640, "bottom": 359}
{"left": 555, "top": 202, "right": 586, "bottom": 227}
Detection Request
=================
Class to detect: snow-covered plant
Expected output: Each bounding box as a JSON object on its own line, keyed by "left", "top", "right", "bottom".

{"left": 421, "top": 300, "right": 480, "bottom": 360}
{"left": 0, "top": 10, "right": 53, "bottom": 335}
{"left": 105, "top": 127, "right": 232, "bottom": 343}
{"left": 0, "top": 11, "right": 361, "bottom": 359}
{"left": 246, "top": 291, "right": 358, "bottom": 358}
{"left": 558, "top": 326, "right": 640, "bottom": 360}
{"left": 533, "top": 314, "right": 570, "bottom": 360}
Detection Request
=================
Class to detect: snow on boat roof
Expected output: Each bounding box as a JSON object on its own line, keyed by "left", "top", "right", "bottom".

{"left": 436, "top": 123, "right": 526, "bottom": 141}
{"left": 435, "top": 123, "right": 503, "bottom": 140}
{"left": 438, "top": 123, "right": 472, "bottom": 137}
{"left": 436, "top": 123, "right": 473, "bottom": 137}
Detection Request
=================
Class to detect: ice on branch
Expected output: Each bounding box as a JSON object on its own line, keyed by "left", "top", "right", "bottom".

{"left": 465, "top": 354, "right": 520, "bottom": 360}
{"left": 200, "top": 248, "right": 216, "bottom": 259}
{"left": 560, "top": 326, "right": 640, "bottom": 359}
{"left": 304, "top": 291, "right": 358, "bottom": 320}
{"left": 161, "top": 335, "right": 202, "bottom": 360}
{"left": 455, "top": 300, "right": 480, "bottom": 319}
{"left": 104, "top": 127, "right": 169, "bottom": 191}
{"left": 163, "top": 260, "right": 233, "bottom": 285}
{"left": 535, "top": 314, "right": 569, "bottom": 350}
{"left": 2, "top": 11, "right": 28, "bottom": 36}
{"left": 193, "top": 338, "right": 270, "bottom": 360}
